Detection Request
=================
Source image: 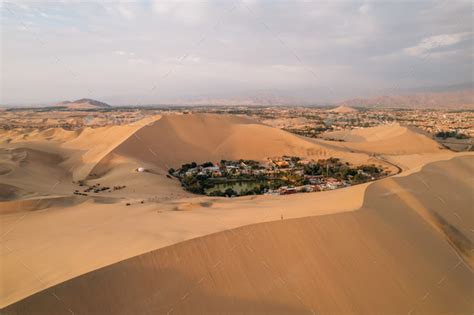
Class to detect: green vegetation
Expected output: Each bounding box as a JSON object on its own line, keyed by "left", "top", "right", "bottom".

{"left": 170, "top": 157, "right": 387, "bottom": 197}
{"left": 435, "top": 131, "right": 469, "bottom": 139}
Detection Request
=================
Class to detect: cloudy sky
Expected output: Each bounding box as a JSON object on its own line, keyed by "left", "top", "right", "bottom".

{"left": 1, "top": 0, "right": 472, "bottom": 105}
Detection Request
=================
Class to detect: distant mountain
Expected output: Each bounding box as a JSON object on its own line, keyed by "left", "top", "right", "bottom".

{"left": 339, "top": 88, "right": 474, "bottom": 109}
{"left": 57, "top": 98, "right": 111, "bottom": 109}
{"left": 401, "top": 82, "right": 473, "bottom": 94}
{"left": 163, "top": 96, "right": 309, "bottom": 106}
{"left": 328, "top": 105, "right": 358, "bottom": 113}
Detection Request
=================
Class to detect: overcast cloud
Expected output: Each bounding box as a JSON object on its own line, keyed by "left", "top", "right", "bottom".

{"left": 1, "top": 0, "right": 472, "bottom": 105}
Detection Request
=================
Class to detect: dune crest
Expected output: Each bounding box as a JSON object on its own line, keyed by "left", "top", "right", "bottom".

{"left": 108, "top": 114, "right": 341, "bottom": 170}
{"left": 321, "top": 124, "right": 442, "bottom": 155}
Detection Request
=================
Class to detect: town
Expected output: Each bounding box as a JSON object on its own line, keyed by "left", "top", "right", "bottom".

{"left": 2, "top": 105, "right": 472, "bottom": 139}
{"left": 169, "top": 156, "right": 388, "bottom": 197}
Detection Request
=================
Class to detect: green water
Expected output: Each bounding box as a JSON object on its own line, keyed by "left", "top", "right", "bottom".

{"left": 205, "top": 180, "right": 263, "bottom": 195}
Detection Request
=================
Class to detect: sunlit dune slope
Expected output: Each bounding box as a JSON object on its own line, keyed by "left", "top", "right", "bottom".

{"left": 108, "top": 114, "right": 340, "bottom": 170}
{"left": 61, "top": 121, "right": 158, "bottom": 180}
{"left": 5, "top": 156, "right": 472, "bottom": 314}
{"left": 0, "top": 116, "right": 159, "bottom": 197}
{"left": 372, "top": 155, "right": 474, "bottom": 267}
{"left": 0, "top": 147, "right": 72, "bottom": 202}
{"left": 321, "top": 124, "right": 442, "bottom": 155}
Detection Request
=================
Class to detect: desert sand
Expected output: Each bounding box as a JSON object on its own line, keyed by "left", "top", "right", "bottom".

{"left": 321, "top": 124, "right": 442, "bottom": 155}
{"left": 1, "top": 113, "right": 472, "bottom": 313}
{"left": 110, "top": 114, "right": 342, "bottom": 169}
{"left": 327, "top": 105, "right": 358, "bottom": 113}
{"left": 3, "top": 155, "right": 473, "bottom": 315}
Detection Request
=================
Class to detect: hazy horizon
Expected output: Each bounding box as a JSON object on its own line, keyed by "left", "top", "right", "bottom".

{"left": 1, "top": 0, "right": 473, "bottom": 105}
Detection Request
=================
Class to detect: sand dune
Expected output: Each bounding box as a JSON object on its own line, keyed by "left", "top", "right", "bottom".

{"left": 4, "top": 156, "right": 472, "bottom": 314}
{"left": 62, "top": 123, "right": 155, "bottom": 180}
{"left": 1, "top": 127, "right": 79, "bottom": 145}
{"left": 324, "top": 124, "right": 406, "bottom": 142}
{"left": 327, "top": 105, "right": 358, "bottom": 113}
{"left": 0, "top": 113, "right": 375, "bottom": 213}
{"left": 0, "top": 178, "right": 370, "bottom": 307}
{"left": 0, "top": 196, "right": 86, "bottom": 214}
{"left": 1, "top": 115, "right": 405, "bottom": 190}
{"left": 1, "top": 113, "right": 471, "bottom": 312}
{"left": 0, "top": 147, "right": 73, "bottom": 199}
{"left": 107, "top": 114, "right": 343, "bottom": 170}
{"left": 0, "top": 184, "right": 29, "bottom": 202}
{"left": 0, "top": 116, "right": 159, "bottom": 198}
{"left": 321, "top": 124, "right": 442, "bottom": 155}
